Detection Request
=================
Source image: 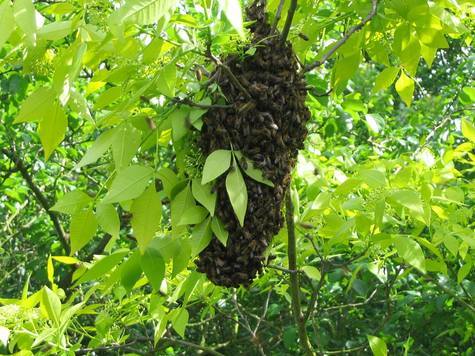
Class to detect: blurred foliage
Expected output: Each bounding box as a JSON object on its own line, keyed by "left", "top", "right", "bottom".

{"left": 0, "top": 0, "right": 474, "bottom": 355}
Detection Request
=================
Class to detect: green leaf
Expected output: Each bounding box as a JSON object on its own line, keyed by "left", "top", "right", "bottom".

{"left": 112, "top": 124, "right": 142, "bottom": 169}
{"left": 52, "top": 256, "right": 81, "bottom": 265}
{"left": 172, "top": 239, "right": 191, "bottom": 276}
{"left": 373, "top": 67, "right": 400, "bottom": 92}
{"left": 14, "top": 87, "right": 56, "bottom": 123}
{"left": 359, "top": 169, "right": 386, "bottom": 188}
{"left": 312, "top": 191, "right": 331, "bottom": 210}
{"left": 102, "top": 165, "right": 154, "bottom": 203}
{"left": 140, "top": 247, "right": 165, "bottom": 290}
{"left": 68, "top": 90, "right": 93, "bottom": 122}
{"left": 171, "top": 184, "right": 194, "bottom": 228}
{"left": 157, "top": 167, "right": 178, "bottom": 198}
{"left": 156, "top": 61, "right": 176, "bottom": 97}
{"left": 457, "top": 259, "right": 472, "bottom": 284}
{"left": 75, "top": 250, "right": 128, "bottom": 284}
{"left": 131, "top": 185, "right": 162, "bottom": 252}
{"left": 202, "top": 150, "right": 232, "bottom": 185}
{"left": 219, "top": 0, "right": 245, "bottom": 39}
{"left": 110, "top": 0, "right": 176, "bottom": 25}
{"left": 192, "top": 179, "right": 217, "bottom": 216}
{"left": 170, "top": 108, "right": 190, "bottom": 142}
{"left": 38, "top": 102, "right": 68, "bottom": 160}
{"left": 76, "top": 129, "right": 117, "bottom": 168}
{"left": 226, "top": 166, "right": 248, "bottom": 227}
{"left": 41, "top": 287, "right": 61, "bottom": 326}
{"left": 96, "top": 203, "right": 120, "bottom": 238}
{"left": 395, "top": 71, "right": 415, "bottom": 106}
{"left": 50, "top": 190, "right": 92, "bottom": 215}
{"left": 70, "top": 208, "right": 98, "bottom": 255}
{"left": 0, "top": 0, "right": 15, "bottom": 49}
{"left": 211, "top": 216, "right": 229, "bottom": 246}
{"left": 461, "top": 119, "right": 475, "bottom": 143}
{"left": 120, "top": 250, "right": 142, "bottom": 291}
{"left": 389, "top": 190, "right": 424, "bottom": 216}
{"left": 38, "top": 20, "right": 74, "bottom": 41}
{"left": 191, "top": 217, "right": 212, "bottom": 256}
{"left": 172, "top": 308, "right": 189, "bottom": 338}
{"left": 333, "top": 52, "right": 361, "bottom": 91}
{"left": 13, "top": 0, "right": 38, "bottom": 46}
{"left": 235, "top": 152, "right": 274, "bottom": 187}
{"left": 367, "top": 335, "right": 388, "bottom": 356}
{"left": 94, "top": 86, "right": 122, "bottom": 110}
{"left": 178, "top": 205, "right": 209, "bottom": 226}
{"left": 302, "top": 266, "right": 321, "bottom": 281}
{"left": 393, "top": 235, "right": 426, "bottom": 273}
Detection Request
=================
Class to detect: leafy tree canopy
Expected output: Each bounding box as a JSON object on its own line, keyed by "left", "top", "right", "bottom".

{"left": 0, "top": 0, "right": 474, "bottom": 355}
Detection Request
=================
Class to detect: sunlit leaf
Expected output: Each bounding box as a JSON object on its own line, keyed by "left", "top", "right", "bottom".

{"left": 226, "top": 166, "right": 248, "bottom": 227}
{"left": 102, "top": 166, "right": 154, "bottom": 203}
{"left": 202, "top": 150, "right": 232, "bottom": 185}
{"left": 367, "top": 335, "right": 388, "bottom": 356}
{"left": 395, "top": 71, "right": 415, "bottom": 106}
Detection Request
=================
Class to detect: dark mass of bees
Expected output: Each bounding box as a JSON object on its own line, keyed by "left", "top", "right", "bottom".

{"left": 195, "top": 1, "right": 310, "bottom": 287}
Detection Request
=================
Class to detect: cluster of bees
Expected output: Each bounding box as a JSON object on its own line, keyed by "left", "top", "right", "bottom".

{"left": 195, "top": 1, "right": 310, "bottom": 287}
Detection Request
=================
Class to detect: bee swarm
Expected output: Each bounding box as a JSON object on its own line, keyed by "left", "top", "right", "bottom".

{"left": 196, "top": 1, "right": 310, "bottom": 287}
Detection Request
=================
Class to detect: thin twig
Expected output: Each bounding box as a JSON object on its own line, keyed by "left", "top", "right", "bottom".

{"left": 267, "top": 264, "right": 299, "bottom": 274}
{"left": 271, "top": 0, "right": 286, "bottom": 34}
{"left": 285, "top": 190, "right": 314, "bottom": 355}
{"left": 172, "top": 97, "right": 232, "bottom": 109}
{"left": 161, "top": 336, "right": 225, "bottom": 356}
{"left": 281, "top": 0, "right": 298, "bottom": 43}
{"left": 253, "top": 289, "right": 272, "bottom": 334}
{"left": 1, "top": 148, "right": 70, "bottom": 254}
{"left": 207, "top": 52, "right": 252, "bottom": 100}
{"left": 304, "top": 0, "right": 378, "bottom": 72}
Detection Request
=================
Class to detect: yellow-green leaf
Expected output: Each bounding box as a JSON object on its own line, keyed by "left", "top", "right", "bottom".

{"left": 226, "top": 166, "right": 248, "bottom": 227}
{"left": 373, "top": 67, "right": 400, "bottom": 92}
{"left": 0, "top": 0, "right": 15, "bottom": 49}
{"left": 461, "top": 119, "right": 475, "bottom": 143}
{"left": 202, "top": 150, "right": 232, "bottom": 185}
{"left": 367, "top": 335, "right": 387, "bottom": 356}
{"left": 131, "top": 185, "right": 162, "bottom": 252}
{"left": 70, "top": 208, "right": 98, "bottom": 255}
{"left": 102, "top": 165, "right": 154, "bottom": 203}
{"left": 395, "top": 71, "right": 415, "bottom": 106}
{"left": 38, "top": 102, "right": 68, "bottom": 160}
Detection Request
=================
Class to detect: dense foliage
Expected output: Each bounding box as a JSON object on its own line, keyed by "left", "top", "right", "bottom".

{"left": 0, "top": 0, "right": 474, "bottom": 355}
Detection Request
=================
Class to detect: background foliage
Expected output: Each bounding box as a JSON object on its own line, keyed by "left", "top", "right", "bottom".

{"left": 0, "top": 0, "right": 474, "bottom": 355}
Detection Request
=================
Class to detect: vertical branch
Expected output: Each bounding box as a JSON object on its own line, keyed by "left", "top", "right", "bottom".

{"left": 285, "top": 190, "right": 314, "bottom": 355}
{"left": 281, "top": 0, "right": 298, "bottom": 43}
{"left": 271, "top": 0, "right": 286, "bottom": 34}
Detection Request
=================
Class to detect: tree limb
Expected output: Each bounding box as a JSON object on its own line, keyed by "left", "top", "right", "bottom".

{"left": 285, "top": 190, "right": 314, "bottom": 355}
{"left": 304, "top": 0, "right": 378, "bottom": 72}
{"left": 271, "top": 0, "right": 286, "bottom": 34}
{"left": 1, "top": 148, "right": 70, "bottom": 254}
{"left": 281, "top": 0, "right": 298, "bottom": 43}
{"left": 161, "top": 336, "right": 225, "bottom": 356}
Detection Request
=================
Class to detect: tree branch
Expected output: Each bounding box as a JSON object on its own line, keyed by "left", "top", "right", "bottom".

{"left": 171, "top": 97, "right": 232, "bottom": 109}
{"left": 1, "top": 148, "right": 70, "bottom": 254}
{"left": 281, "top": 0, "right": 298, "bottom": 43}
{"left": 285, "top": 190, "right": 314, "bottom": 355}
{"left": 161, "top": 336, "right": 225, "bottom": 356}
{"left": 304, "top": 0, "right": 378, "bottom": 72}
{"left": 271, "top": 0, "right": 286, "bottom": 34}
